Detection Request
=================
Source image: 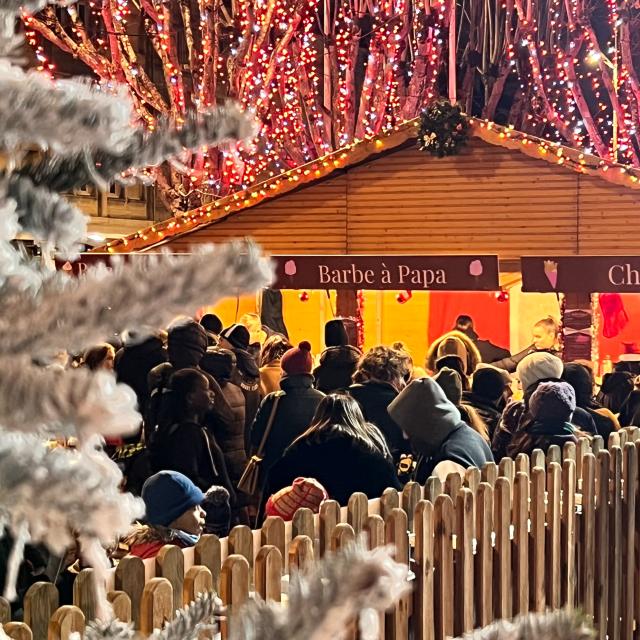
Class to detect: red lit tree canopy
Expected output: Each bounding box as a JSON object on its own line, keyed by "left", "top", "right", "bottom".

{"left": 25, "top": 0, "right": 640, "bottom": 210}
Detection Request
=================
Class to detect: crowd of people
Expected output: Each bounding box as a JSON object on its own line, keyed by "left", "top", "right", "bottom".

{"left": 5, "top": 309, "right": 639, "bottom": 613}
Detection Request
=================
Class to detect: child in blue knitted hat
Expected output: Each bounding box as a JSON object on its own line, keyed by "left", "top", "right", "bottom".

{"left": 117, "top": 470, "right": 206, "bottom": 559}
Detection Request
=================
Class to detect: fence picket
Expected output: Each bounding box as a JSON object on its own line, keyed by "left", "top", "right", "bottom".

{"left": 595, "top": 450, "right": 611, "bottom": 639}
{"left": 622, "top": 443, "right": 637, "bottom": 640}
{"left": 194, "top": 535, "right": 221, "bottom": 592}
{"left": 220, "top": 556, "right": 250, "bottom": 640}
{"left": 481, "top": 462, "right": 498, "bottom": 487}
{"left": 561, "top": 459, "right": 576, "bottom": 608}
{"left": 0, "top": 597, "right": 10, "bottom": 624}
{"left": 608, "top": 447, "right": 622, "bottom": 640}
{"left": 319, "top": 500, "right": 340, "bottom": 556}
{"left": 493, "top": 477, "right": 512, "bottom": 620}
{"left": 380, "top": 488, "right": 400, "bottom": 522}
{"left": 291, "top": 508, "right": 315, "bottom": 540}
{"left": 331, "top": 523, "right": 356, "bottom": 551}
{"left": 402, "top": 482, "right": 421, "bottom": 530}
{"left": 498, "top": 458, "right": 514, "bottom": 487}
{"left": 513, "top": 471, "right": 529, "bottom": 616}
{"left": 106, "top": 591, "right": 131, "bottom": 623}
{"left": 546, "top": 463, "right": 561, "bottom": 609}
{"left": 156, "top": 546, "right": 184, "bottom": 615}
{"left": 424, "top": 477, "right": 442, "bottom": 503}
{"left": 228, "top": 526, "right": 253, "bottom": 568}
{"left": 24, "top": 583, "right": 58, "bottom": 640}
{"left": 254, "top": 546, "right": 282, "bottom": 602}
{"left": 288, "top": 535, "right": 314, "bottom": 574}
{"left": 530, "top": 466, "right": 546, "bottom": 612}
{"left": 48, "top": 606, "right": 84, "bottom": 640}
{"left": 261, "top": 516, "right": 286, "bottom": 561}
{"left": 434, "top": 495, "right": 454, "bottom": 640}
{"left": 140, "top": 578, "right": 173, "bottom": 636}
{"left": 475, "top": 483, "right": 493, "bottom": 628}
{"left": 454, "top": 489, "right": 474, "bottom": 636}
{"left": 347, "top": 493, "right": 369, "bottom": 534}
{"left": 115, "top": 555, "right": 145, "bottom": 629}
{"left": 580, "top": 453, "right": 596, "bottom": 619}
{"left": 385, "top": 509, "right": 410, "bottom": 640}
{"left": 414, "top": 500, "right": 435, "bottom": 640}
{"left": 183, "top": 566, "right": 213, "bottom": 605}
{"left": 3, "top": 623, "right": 32, "bottom": 640}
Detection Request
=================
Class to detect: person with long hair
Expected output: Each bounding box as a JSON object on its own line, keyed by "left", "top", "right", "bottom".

{"left": 83, "top": 343, "right": 115, "bottom": 371}
{"left": 259, "top": 334, "right": 293, "bottom": 396}
{"left": 265, "top": 394, "right": 401, "bottom": 506}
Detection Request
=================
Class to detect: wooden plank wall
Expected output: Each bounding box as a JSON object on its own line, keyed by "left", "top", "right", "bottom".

{"left": 165, "top": 139, "right": 640, "bottom": 258}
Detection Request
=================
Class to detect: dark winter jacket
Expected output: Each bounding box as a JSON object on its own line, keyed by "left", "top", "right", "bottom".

{"left": 415, "top": 422, "right": 494, "bottom": 484}
{"left": 114, "top": 333, "right": 167, "bottom": 415}
{"left": 229, "top": 348, "right": 261, "bottom": 448}
{"left": 459, "top": 327, "right": 511, "bottom": 365}
{"left": 212, "top": 381, "right": 247, "bottom": 485}
{"left": 462, "top": 391, "right": 503, "bottom": 440}
{"left": 313, "top": 345, "right": 361, "bottom": 393}
{"left": 619, "top": 390, "right": 640, "bottom": 427}
{"left": 492, "top": 379, "right": 597, "bottom": 460}
{"left": 493, "top": 345, "right": 562, "bottom": 374}
{"left": 266, "top": 431, "right": 401, "bottom": 505}
{"left": 348, "top": 381, "right": 408, "bottom": 462}
{"left": 153, "top": 420, "right": 236, "bottom": 502}
{"left": 250, "top": 374, "right": 325, "bottom": 477}
{"left": 507, "top": 420, "right": 579, "bottom": 457}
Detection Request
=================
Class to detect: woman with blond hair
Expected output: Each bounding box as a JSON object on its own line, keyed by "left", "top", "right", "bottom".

{"left": 259, "top": 334, "right": 293, "bottom": 396}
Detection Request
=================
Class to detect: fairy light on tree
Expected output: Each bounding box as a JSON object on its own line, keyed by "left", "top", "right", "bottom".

{"left": 25, "top": 0, "right": 640, "bottom": 213}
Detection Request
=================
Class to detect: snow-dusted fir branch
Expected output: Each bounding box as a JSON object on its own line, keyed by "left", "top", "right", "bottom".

{"left": 7, "top": 173, "right": 87, "bottom": 256}
{"left": 151, "top": 592, "right": 223, "bottom": 640}
{"left": 82, "top": 618, "right": 135, "bottom": 640}
{"left": 230, "top": 543, "right": 410, "bottom": 640}
{"left": 1, "top": 242, "right": 272, "bottom": 358}
{"left": 19, "top": 103, "right": 258, "bottom": 192}
{"left": 454, "top": 611, "right": 595, "bottom": 640}
{"left": 0, "top": 363, "right": 140, "bottom": 439}
{"left": 0, "top": 432, "right": 143, "bottom": 598}
{"left": 0, "top": 62, "right": 133, "bottom": 156}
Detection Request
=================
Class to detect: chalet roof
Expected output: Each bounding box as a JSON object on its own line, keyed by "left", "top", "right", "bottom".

{"left": 95, "top": 117, "right": 640, "bottom": 254}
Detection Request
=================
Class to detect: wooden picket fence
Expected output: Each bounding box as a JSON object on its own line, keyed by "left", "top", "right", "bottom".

{"left": 2, "top": 427, "right": 640, "bottom": 640}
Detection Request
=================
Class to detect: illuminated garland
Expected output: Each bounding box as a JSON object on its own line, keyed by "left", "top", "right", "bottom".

{"left": 98, "top": 117, "right": 640, "bottom": 254}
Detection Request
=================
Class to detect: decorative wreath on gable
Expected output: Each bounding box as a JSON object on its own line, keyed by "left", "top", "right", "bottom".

{"left": 417, "top": 99, "right": 469, "bottom": 157}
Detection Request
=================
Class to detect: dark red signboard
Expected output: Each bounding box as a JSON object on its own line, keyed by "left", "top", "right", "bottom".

{"left": 271, "top": 255, "right": 500, "bottom": 290}
{"left": 522, "top": 256, "right": 640, "bottom": 293}
{"left": 57, "top": 253, "right": 500, "bottom": 291}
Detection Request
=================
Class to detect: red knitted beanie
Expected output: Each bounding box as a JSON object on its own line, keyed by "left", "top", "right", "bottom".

{"left": 265, "top": 477, "right": 328, "bottom": 521}
{"left": 281, "top": 341, "right": 313, "bottom": 376}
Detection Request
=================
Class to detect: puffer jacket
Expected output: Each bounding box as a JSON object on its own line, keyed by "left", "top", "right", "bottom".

{"left": 213, "top": 380, "right": 247, "bottom": 484}
{"left": 313, "top": 345, "right": 361, "bottom": 393}
{"left": 230, "top": 348, "right": 261, "bottom": 449}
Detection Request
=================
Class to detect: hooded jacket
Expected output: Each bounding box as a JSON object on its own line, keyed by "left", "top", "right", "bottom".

{"left": 388, "top": 378, "right": 493, "bottom": 483}
{"left": 313, "top": 345, "right": 361, "bottom": 393}
{"left": 229, "top": 347, "right": 261, "bottom": 446}
{"left": 425, "top": 331, "right": 482, "bottom": 376}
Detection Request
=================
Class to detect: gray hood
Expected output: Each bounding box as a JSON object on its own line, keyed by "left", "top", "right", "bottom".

{"left": 387, "top": 377, "right": 461, "bottom": 454}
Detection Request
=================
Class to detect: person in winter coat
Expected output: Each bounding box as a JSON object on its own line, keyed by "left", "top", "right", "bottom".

{"left": 147, "top": 319, "right": 234, "bottom": 439}
{"left": 597, "top": 371, "right": 634, "bottom": 414}
{"left": 492, "top": 352, "right": 596, "bottom": 460}
{"left": 388, "top": 377, "right": 494, "bottom": 484}
{"left": 114, "top": 329, "right": 167, "bottom": 416}
{"left": 313, "top": 319, "right": 361, "bottom": 393}
{"left": 348, "top": 345, "right": 410, "bottom": 462}
{"left": 561, "top": 363, "right": 619, "bottom": 440}
{"left": 152, "top": 368, "right": 236, "bottom": 501}
{"left": 618, "top": 377, "right": 640, "bottom": 427}
{"left": 492, "top": 317, "right": 561, "bottom": 373}
{"left": 200, "top": 313, "right": 223, "bottom": 347}
{"left": 200, "top": 348, "right": 247, "bottom": 487}
{"left": 463, "top": 364, "right": 513, "bottom": 441}
{"left": 425, "top": 330, "right": 482, "bottom": 389}
{"left": 83, "top": 343, "right": 115, "bottom": 371}
{"left": 118, "top": 471, "right": 206, "bottom": 559}
{"left": 259, "top": 334, "right": 293, "bottom": 397}
{"left": 433, "top": 368, "right": 490, "bottom": 443}
{"left": 454, "top": 315, "right": 511, "bottom": 365}
{"left": 219, "top": 323, "right": 262, "bottom": 447}
{"left": 266, "top": 394, "right": 401, "bottom": 506}
{"left": 508, "top": 382, "right": 583, "bottom": 456}
{"left": 250, "top": 342, "right": 325, "bottom": 489}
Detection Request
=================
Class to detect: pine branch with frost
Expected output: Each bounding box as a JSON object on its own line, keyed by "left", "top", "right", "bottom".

{"left": 6, "top": 173, "right": 87, "bottom": 256}
{"left": 0, "top": 62, "right": 133, "bottom": 156}
{"left": 0, "top": 433, "right": 143, "bottom": 553}
{"left": 19, "top": 103, "right": 258, "bottom": 192}
{"left": 82, "top": 618, "right": 135, "bottom": 640}
{"left": 230, "top": 543, "right": 410, "bottom": 640}
{"left": 454, "top": 610, "right": 594, "bottom": 640}
{"left": 151, "top": 592, "right": 223, "bottom": 640}
{"left": 0, "top": 242, "right": 272, "bottom": 358}
{"left": 0, "top": 362, "right": 140, "bottom": 439}
{"left": 0, "top": 433, "right": 143, "bottom": 599}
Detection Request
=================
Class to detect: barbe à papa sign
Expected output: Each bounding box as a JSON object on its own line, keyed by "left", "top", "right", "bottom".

{"left": 522, "top": 255, "right": 640, "bottom": 293}
{"left": 271, "top": 255, "right": 500, "bottom": 290}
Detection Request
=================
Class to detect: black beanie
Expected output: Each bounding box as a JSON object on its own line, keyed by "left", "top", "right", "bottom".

{"left": 220, "top": 324, "right": 251, "bottom": 351}
{"left": 325, "top": 319, "right": 348, "bottom": 347}
{"left": 201, "top": 347, "right": 236, "bottom": 381}
{"left": 200, "top": 314, "right": 223, "bottom": 336}
{"left": 472, "top": 365, "right": 510, "bottom": 402}
{"left": 167, "top": 320, "right": 208, "bottom": 368}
